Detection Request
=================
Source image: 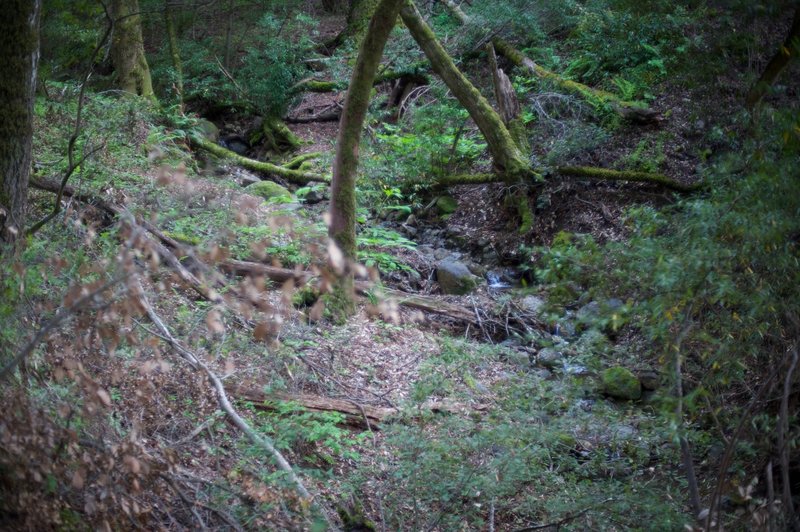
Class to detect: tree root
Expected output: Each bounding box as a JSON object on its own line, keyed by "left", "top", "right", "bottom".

{"left": 189, "top": 136, "right": 330, "bottom": 184}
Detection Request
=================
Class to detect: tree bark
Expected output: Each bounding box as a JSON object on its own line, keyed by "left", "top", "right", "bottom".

{"left": 328, "top": 0, "right": 405, "bottom": 318}
{"left": 110, "top": 0, "right": 155, "bottom": 99}
{"left": 164, "top": 0, "right": 184, "bottom": 107}
{"left": 399, "top": 1, "right": 531, "bottom": 180}
{"left": 746, "top": 7, "right": 800, "bottom": 108}
{"left": 320, "top": 0, "right": 381, "bottom": 53}
{"left": 0, "top": 0, "right": 41, "bottom": 244}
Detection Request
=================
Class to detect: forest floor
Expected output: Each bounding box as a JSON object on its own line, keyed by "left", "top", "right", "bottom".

{"left": 10, "top": 6, "right": 798, "bottom": 532}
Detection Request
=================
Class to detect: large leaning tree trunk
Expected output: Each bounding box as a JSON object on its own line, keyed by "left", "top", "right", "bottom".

{"left": 437, "top": 0, "right": 659, "bottom": 124}
{"left": 399, "top": 0, "right": 531, "bottom": 181}
{"left": 0, "top": 0, "right": 41, "bottom": 245}
{"left": 746, "top": 6, "right": 800, "bottom": 108}
{"left": 328, "top": 0, "right": 404, "bottom": 318}
{"left": 319, "top": 0, "right": 380, "bottom": 53}
{"left": 110, "top": 0, "right": 155, "bottom": 99}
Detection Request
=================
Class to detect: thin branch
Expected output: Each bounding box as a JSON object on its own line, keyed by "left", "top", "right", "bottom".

{"left": 0, "top": 274, "right": 126, "bottom": 382}
{"left": 513, "top": 497, "right": 615, "bottom": 531}
{"left": 134, "top": 281, "right": 338, "bottom": 530}
{"left": 27, "top": 0, "right": 114, "bottom": 236}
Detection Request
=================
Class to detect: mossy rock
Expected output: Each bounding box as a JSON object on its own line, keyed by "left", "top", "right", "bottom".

{"left": 435, "top": 195, "right": 458, "bottom": 215}
{"left": 601, "top": 366, "right": 641, "bottom": 401}
{"left": 195, "top": 119, "right": 219, "bottom": 142}
{"left": 247, "top": 181, "right": 293, "bottom": 203}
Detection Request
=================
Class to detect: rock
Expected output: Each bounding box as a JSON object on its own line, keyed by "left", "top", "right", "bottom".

{"left": 416, "top": 245, "right": 434, "bottom": 257}
{"left": 401, "top": 224, "right": 418, "bottom": 238}
{"left": 576, "top": 301, "right": 601, "bottom": 324}
{"left": 534, "top": 368, "right": 553, "bottom": 380}
{"left": 476, "top": 237, "right": 490, "bottom": 248}
{"left": 196, "top": 119, "right": 219, "bottom": 142}
{"left": 504, "top": 350, "right": 532, "bottom": 369}
{"left": 220, "top": 135, "right": 250, "bottom": 155}
{"left": 405, "top": 214, "right": 418, "bottom": 227}
{"left": 536, "top": 348, "right": 564, "bottom": 369}
{"left": 436, "top": 260, "right": 478, "bottom": 295}
{"left": 520, "top": 295, "right": 546, "bottom": 316}
{"left": 435, "top": 195, "right": 458, "bottom": 215}
{"left": 637, "top": 370, "right": 660, "bottom": 391}
{"left": 601, "top": 367, "right": 641, "bottom": 400}
{"left": 247, "top": 181, "right": 293, "bottom": 203}
{"left": 433, "top": 248, "right": 450, "bottom": 261}
{"left": 304, "top": 189, "right": 324, "bottom": 204}
{"left": 467, "top": 262, "right": 486, "bottom": 277}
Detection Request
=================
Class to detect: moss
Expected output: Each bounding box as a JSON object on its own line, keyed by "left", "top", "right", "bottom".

{"left": 247, "top": 181, "right": 293, "bottom": 203}
{"left": 557, "top": 166, "right": 699, "bottom": 193}
{"left": 162, "top": 231, "right": 200, "bottom": 246}
{"left": 292, "top": 285, "right": 319, "bottom": 308}
{"left": 601, "top": 366, "right": 642, "bottom": 401}
{"left": 189, "top": 135, "right": 329, "bottom": 185}
{"left": 435, "top": 195, "right": 458, "bottom": 214}
{"left": 283, "top": 151, "right": 323, "bottom": 169}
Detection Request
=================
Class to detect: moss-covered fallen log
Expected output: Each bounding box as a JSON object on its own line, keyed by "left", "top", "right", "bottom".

{"left": 556, "top": 166, "right": 699, "bottom": 192}
{"left": 429, "top": 166, "right": 698, "bottom": 192}
{"left": 293, "top": 67, "right": 430, "bottom": 95}
{"left": 190, "top": 136, "right": 330, "bottom": 185}
{"left": 283, "top": 151, "right": 324, "bottom": 170}
{"left": 437, "top": 0, "right": 659, "bottom": 123}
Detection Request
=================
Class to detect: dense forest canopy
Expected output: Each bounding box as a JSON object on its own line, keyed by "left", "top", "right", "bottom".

{"left": 1, "top": 0, "right": 799, "bottom": 530}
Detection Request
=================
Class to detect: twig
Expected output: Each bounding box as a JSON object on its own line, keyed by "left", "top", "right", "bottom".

{"left": 135, "top": 281, "right": 338, "bottom": 530}
{"left": 0, "top": 273, "right": 126, "bottom": 382}
{"left": 513, "top": 497, "right": 614, "bottom": 531}
{"left": 27, "top": 0, "right": 114, "bottom": 236}
{"left": 778, "top": 347, "right": 798, "bottom": 526}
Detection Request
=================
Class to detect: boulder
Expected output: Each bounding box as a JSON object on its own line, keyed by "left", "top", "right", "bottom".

{"left": 536, "top": 348, "right": 564, "bottom": 369}
{"left": 520, "top": 295, "right": 546, "bottom": 316}
{"left": 195, "top": 119, "right": 219, "bottom": 142}
{"left": 247, "top": 181, "right": 293, "bottom": 203}
{"left": 601, "top": 367, "right": 642, "bottom": 400}
{"left": 436, "top": 260, "right": 478, "bottom": 295}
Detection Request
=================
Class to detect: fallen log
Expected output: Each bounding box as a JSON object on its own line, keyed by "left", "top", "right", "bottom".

{"left": 428, "top": 166, "right": 698, "bottom": 193}
{"left": 437, "top": 0, "right": 660, "bottom": 124}
{"left": 219, "top": 259, "right": 480, "bottom": 324}
{"left": 229, "top": 386, "right": 489, "bottom": 430}
{"left": 190, "top": 135, "right": 330, "bottom": 185}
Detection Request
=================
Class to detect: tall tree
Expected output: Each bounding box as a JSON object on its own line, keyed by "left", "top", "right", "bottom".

{"left": 399, "top": 0, "right": 530, "bottom": 180}
{"left": 328, "top": 0, "right": 404, "bottom": 317}
{"left": 0, "top": 0, "right": 42, "bottom": 244}
{"left": 746, "top": 6, "right": 800, "bottom": 108}
{"left": 110, "top": 0, "right": 154, "bottom": 99}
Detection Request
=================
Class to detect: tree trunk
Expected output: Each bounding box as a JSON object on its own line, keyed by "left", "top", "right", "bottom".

{"left": 438, "top": 0, "right": 659, "bottom": 124}
{"left": 110, "top": 0, "right": 155, "bottom": 99}
{"left": 328, "top": 0, "right": 405, "bottom": 319}
{"left": 164, "top": 0, "right": 184, "bottom": 107}
{"left": 319, "top": 0, "right": 380, "bottom": 53}
{"left": 0, "top": 0, "right": 41, "bottom": 244}
{"left": 746, "top": 7, "right": 800, "bottom": 108}
{"left": 399, "top": 1, "right": 531, "bottom": 180}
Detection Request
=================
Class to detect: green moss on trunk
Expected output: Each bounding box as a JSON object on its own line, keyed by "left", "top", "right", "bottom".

{"left": 111, "top": 0, "right": 155, "bottom": 99}
{"left": 400, "top": 1, "right": 530, "bottom": 181}
{"left": 190, "top": 135, "right": 329, "bottom": 184}
{"left": 329, "top": 0, "right": 405, "bottom": 319}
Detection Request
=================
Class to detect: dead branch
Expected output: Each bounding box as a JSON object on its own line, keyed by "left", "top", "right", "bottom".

{"left": 134, "top": 281, "right": 338, "bottom": 530}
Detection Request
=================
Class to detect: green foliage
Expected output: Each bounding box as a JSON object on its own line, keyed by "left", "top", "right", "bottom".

{"left": 348, "top": 337, "right": 686, "bottom": 530}
{"left": 563, "top": 1, "right": 694, "bottom": 94}
{"left": 251, "top": 402, "right": 366, "bottom": 471}
{"left": 357, "top": 227, "right": 417, "bottom": 274}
